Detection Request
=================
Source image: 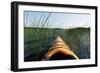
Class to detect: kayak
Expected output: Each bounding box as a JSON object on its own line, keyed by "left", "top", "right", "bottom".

{"left": 43, "top": 36, "right": 79, "bottom": 60}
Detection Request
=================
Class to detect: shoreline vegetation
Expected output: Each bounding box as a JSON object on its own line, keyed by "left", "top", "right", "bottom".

{"left": 24, "top": 27, "right": 90, "bottom": 62}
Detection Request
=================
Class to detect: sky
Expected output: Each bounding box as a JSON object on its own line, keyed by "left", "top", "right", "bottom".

{"left": 24, "top": 11, "right": 91, "bottom": 29}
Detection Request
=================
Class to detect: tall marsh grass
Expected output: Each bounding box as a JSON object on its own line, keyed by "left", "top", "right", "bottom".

{"left": 24, "top": 12, "right": 90, "bottom": 61}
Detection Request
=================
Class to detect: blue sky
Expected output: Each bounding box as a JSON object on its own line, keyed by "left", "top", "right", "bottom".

{"left": 24, "top": 11, "right": 91, "bottom": 29}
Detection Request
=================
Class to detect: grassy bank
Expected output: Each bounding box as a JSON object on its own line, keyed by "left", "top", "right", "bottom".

{"left": 24, "top": 27, "right": 90, "bottom": 61}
